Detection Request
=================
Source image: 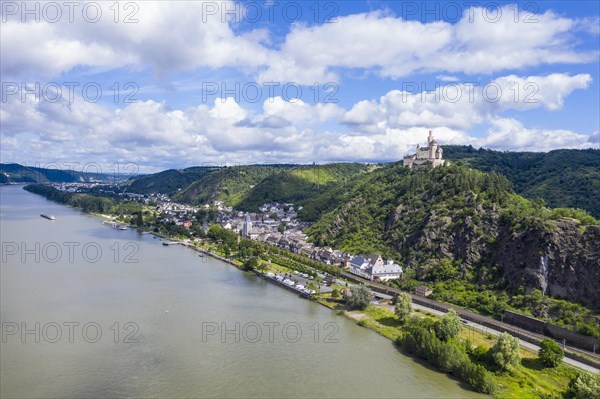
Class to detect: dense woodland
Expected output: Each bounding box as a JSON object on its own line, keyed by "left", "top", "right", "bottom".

{"left": 443, "top": 146, "right": 600, "bottom": 218}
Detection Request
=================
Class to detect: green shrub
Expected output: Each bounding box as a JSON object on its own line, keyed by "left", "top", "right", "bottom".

{"left": 435, "top": 309, "right": 462, "bottom": 341}
{"left": 345, "top": 285, "right": 373, "bottom": 310}
{"left": 397, "top": 326, "right": 496, "bottom": 394}
{"left": 490, "top": 332, "right": 521, "bottom": 371}
{"left": 394, "top": 293, "right": 412, "bottom": 323}
{"left": 538, "top": 339, "right": 564, "bottom": 368}
{"left": 567, "top": 371, "right": 600, "bottom": 399}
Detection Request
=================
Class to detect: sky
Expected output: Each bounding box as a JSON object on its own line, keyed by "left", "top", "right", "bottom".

{"left": 1, "top": 0, "right": 599, "bottom": 173}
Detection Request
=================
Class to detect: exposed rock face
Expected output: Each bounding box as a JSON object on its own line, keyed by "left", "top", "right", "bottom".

{"left": 493, "top": 219, "right": 600, "bottom": 309}
{"left": 393, "top": 213, "right": 600, "bottom": 309}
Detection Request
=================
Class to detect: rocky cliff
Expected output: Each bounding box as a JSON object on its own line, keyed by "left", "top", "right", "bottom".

{"left": 494, "top": 219, "right": 600, "bottom": 309}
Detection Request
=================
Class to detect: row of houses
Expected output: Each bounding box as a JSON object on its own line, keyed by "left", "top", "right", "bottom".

{"left": 256, "top": 231, "right": 404, "bottom": 282}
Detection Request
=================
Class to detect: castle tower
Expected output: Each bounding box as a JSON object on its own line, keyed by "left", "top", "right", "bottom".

{"left": 428, "top": 130, "right": 435, "bottom": 158}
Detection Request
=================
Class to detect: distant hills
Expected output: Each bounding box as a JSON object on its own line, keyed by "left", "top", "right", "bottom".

{"left": 443, "top": 146, "right": 600, "bottom": 218}
{"left": 0, "top": 163, "right": 117, "bottom": 184}
{"left": 6, "top": 147, "right": 598, "bottom": 220}
{"left": 121, "top": 146, "right": 600, "bottom": 219}
{"left": 126, "top": 163, "right": 370, "bottom": 221}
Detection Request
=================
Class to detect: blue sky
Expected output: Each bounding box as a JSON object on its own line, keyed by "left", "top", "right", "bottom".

{"left": 1, "top": 0, "right": 598, "bottom": 172}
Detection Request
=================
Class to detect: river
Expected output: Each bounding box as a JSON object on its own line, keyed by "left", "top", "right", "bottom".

{"left": 0, "top": 185, "right": 486, "bottom": 398}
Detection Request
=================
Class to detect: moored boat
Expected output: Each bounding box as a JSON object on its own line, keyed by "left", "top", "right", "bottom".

{"left": 103, "top": 220, "right": 128, "bottom": 230}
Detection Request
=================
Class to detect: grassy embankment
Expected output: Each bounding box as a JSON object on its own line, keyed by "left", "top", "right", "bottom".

{"left": 317, "top": 294, "right": 579, "bottom": 399}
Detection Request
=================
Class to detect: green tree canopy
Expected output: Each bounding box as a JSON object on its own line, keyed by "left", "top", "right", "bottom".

{"left": 242, "top": 257, "right": 259, "bottom": 271}
{"left": 490, "top": 332, "right": 521, "bottom": 371}
{"left": 394, "top": 293, "right": 412, "bottom": 323}
{"left": 568, "top": 371, "right": 600, "bottom": 399}
{"left": 345, "top": 285, "right": 373, "bottom": 310}
{"left": 435, "top": 309, "right": 462, "bottom": 342}
{"left": 538, "top": 338, "right": 564, "bottom": 368}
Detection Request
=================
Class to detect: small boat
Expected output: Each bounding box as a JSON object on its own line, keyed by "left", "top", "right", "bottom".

{"left": 103, "top": 220, "right": 128, "bottom": 230}
{"left": 40, "top": 214, "right": 56, "bottom": 220}
{"left": 162, "top": 241, "right": 179, "bottom": 246}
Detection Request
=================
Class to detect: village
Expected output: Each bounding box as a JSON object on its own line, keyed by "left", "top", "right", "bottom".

{"left": 50, "top": 132, "right": 454, "bottom": 288}
{"left": 136, "top": 194, "right": 404, "bottom": 284}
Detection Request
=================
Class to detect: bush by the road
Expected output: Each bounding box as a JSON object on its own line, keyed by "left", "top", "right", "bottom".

{"left": 538, "top": 338, "right": 564, "bottom": 368}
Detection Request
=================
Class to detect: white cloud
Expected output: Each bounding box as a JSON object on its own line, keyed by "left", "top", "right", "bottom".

{"left": 260, "top": 97, "right": 344, "bottom": 125}
{"left": 342, "top": 73, "right": 592, "bottom": 132}
{"left": 2, "top": 76, "right": 596, "bottom": 171}
{"left": 436, "top": 75, "right": 460, "bottom": 82}
{"left": 493, "top": 74, "right": 592, "bottom": 111}
{"left": 259, "top": 7, "right": 598, "bottom": 84}
{"left": 0, "top": 1, "right": 270, "bottom": 79}
{"left": 1, "top": 3, "right": 597, "bottom": 84}
{"left": 481, "top": 118, "right": 597, "bottom": 151}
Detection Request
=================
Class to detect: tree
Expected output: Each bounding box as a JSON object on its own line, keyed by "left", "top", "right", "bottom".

{"left": 568, "top": 371, "right": 600, "bottom": 399}
{"left": 490, "top": 332, "right": 521, "bottom": 370}
{"left": 277, "top": 223, "right": 285, "bottom": 233}
{"left": 242, "top": 257, "right": 259, "bottom": 271}
{"left": 331, "top": 288, "right": 340, "bottom": 299}
{"left": 431, "top": 259, "right": 458, "bottom": 281}
{"left": 394, "top": 293, "right": 412, "bottom": 323}
{"left": 345, "top": 285, "right": 372, "bottom": 310}
{"left": 135, "top": 211, "right": 143, "bottom": 226}
{"left": 435, "top": 309, "right": 462, "bottom": 342}
{"left": 256, "top": 260, "right": 268, "bottom": 272}
{"left": 538, "top": 339, "right": 564, "bottom": 368}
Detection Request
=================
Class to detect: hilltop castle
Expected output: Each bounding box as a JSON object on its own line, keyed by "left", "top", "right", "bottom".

{"left": 403, "top": 130, "right": 446, "bottom": 169}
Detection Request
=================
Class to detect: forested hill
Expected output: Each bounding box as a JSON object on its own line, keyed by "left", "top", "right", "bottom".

{"left": 0, "top": 163, "right": 115, "bottom": 184}
{"left": 124, "top": 147, "right": 599, "bottom": 219}
{"left": 443, "top": 146, "right": 600, "bottom": 218}
{"left": 305, "top": 163, "right": 600, "bottom": 309}
{"left": 126, "top": 163, "right": 370, "bottom": 221}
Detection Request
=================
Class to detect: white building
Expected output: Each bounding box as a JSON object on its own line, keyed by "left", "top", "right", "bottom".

{"left": 349, "top": 254, "right": 403, "bottom": 282}
{"left": 370, "top": 262, "right": 403, "bottom": 282}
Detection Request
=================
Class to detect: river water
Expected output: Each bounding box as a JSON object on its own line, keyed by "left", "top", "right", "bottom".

{"left": 0, "top": 185, "right": 486, "bottom": 398}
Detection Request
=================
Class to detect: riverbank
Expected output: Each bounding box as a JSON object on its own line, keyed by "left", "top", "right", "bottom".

{"left": 323, "top": 302, "right": 579, "bottom": 399}
{"left": 132, "top": 230, "right": 588, "bottom": 398}
{"left": 29, "top": 192, "right": 596, "bottom": 398}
